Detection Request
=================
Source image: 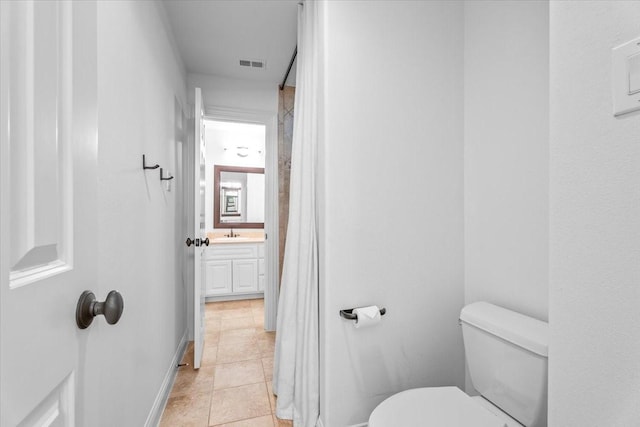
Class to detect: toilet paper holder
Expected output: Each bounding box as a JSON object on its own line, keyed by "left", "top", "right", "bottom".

{"left": 339, "top": 307, "right": 386, "bottom": 320}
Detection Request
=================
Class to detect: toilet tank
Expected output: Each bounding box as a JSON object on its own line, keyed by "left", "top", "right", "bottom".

{"left": 460, "top": 302, "right": 548, "bottom": 427}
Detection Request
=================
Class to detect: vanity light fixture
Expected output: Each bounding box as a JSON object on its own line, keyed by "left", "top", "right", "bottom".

{"left": 236, "top": 146, "right": 249, "bottom": 157}
{"left": 223, "top": 146, "right": 262, "bottom": 157}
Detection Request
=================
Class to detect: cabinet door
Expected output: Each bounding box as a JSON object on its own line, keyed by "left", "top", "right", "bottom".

{"left": 232, "top": 259, "right": 258, "bottom": 292}
{"left": 257, "top": 258, "right": 265, "bottom": 292}
{"left": 206, "top": 260, "right": 233, "bottom": 295}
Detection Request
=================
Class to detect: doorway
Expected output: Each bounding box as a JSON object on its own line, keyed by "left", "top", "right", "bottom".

{"left": 162, "top": 107, "right": 283, "bottom": 425}
{"left": 201, "top": 109, "right": 279, "bottom": 332}
{"left": 203, "top": 119, "right": 267, "bottom": 302}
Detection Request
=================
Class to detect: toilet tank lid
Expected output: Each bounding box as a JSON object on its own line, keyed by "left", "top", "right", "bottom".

{"left": 460, "top": 302, "right": 548, "bottom": 357}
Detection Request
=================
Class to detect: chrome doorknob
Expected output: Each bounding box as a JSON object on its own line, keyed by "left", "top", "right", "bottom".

{"left": 76, "top": 290, "right": 124, "bottom": 329}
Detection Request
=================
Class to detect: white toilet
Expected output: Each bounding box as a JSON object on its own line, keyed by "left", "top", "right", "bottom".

{"left": 369, "top": 302, "right": 548, "bottom": 427}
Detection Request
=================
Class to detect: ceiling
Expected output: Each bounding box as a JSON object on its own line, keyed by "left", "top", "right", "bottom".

{"left": 163, "top": 0, "right": 298, "bottom": 86}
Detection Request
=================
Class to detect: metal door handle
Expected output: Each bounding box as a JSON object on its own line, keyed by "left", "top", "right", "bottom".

{"left": 76, "top": 290, "right": 124, "bottom": 329}
{"left": 186, "top": 238, "right": 202, "bottom": 247}
{"left": 202, "top": 237, "right": 209, "bottom": 246}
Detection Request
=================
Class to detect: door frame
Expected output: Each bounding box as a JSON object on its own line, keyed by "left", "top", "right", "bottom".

{"left": 201, "top": 106, "right": 279, "bottom": 331}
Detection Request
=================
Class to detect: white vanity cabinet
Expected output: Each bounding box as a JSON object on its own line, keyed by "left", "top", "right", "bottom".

{"left": 204, "top": 242, "right": 265, "bottom": 297}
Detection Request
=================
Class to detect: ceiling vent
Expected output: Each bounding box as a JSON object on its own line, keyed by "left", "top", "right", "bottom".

{"left": 239, "top": 59, "right": 266, "bottom": 69}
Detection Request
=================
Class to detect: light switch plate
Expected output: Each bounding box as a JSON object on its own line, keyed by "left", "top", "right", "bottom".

{"left": 613, "top": 37, "right": 640, "bottom": 116}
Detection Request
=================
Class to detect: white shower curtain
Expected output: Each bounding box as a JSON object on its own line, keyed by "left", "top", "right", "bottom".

{"left": 272, "top": 1, "right": 320, "bottom": 426}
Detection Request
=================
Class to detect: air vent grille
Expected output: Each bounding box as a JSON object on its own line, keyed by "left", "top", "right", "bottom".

{"left": 239, "top": 59, "right": 266, "bottom": 69}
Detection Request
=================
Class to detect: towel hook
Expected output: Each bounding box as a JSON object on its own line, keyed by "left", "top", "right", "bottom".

{"left": 160, "top": 168, "right": 174, "bottom": 181}
{"left": 142, "top": 154, "right": 159, "bottom": 170}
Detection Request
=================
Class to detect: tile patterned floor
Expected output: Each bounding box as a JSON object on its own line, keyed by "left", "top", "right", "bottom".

{"left": 160, "top": 299, "right": 293, "bottom": 427}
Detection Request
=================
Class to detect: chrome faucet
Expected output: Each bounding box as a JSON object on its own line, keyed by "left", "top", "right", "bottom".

{"left": 226, "top": 228, "right": 237, "bottom": 238}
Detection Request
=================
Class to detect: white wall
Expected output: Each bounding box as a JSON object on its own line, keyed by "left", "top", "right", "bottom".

{"left": 246, "top": 173, "right": 265, "bottom": 223}
{"left": 319, "top": 1, "right": 465, "bottom": 425}
{"left": 549, "top": 2, "right": 640, "bottom": 426}
{"left": 464, "top": 1, "right": 549, "bottom": 323}
{"left": 96, "top": 1, "right": 187, "bottom": 424}
{"left": 188, "top": 72, "right": 278, "bottom": 114}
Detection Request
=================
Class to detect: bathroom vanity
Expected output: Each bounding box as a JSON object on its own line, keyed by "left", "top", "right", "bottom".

{"left": 206, "top": 163, "right": 266, "bottom": 301}
{"left": 203, "top": 238, "right": 265, "bottom": 300}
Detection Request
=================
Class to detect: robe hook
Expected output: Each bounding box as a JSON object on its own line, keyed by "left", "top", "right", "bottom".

{"left": 143, "top": 155, "right": 159, "bottom": 170}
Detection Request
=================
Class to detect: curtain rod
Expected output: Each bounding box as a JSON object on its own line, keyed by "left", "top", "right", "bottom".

{"left": 279, "top": 46, "right": 297, "bottom": 91}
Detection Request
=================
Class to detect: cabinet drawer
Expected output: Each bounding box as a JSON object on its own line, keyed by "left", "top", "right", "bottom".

{"left": 206, "top": 244, "right": 258, "bottom": 260}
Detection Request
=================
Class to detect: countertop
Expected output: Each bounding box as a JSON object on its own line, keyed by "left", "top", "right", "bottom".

{"left": 207, "top": 232, "right": 265, "bottom": 245}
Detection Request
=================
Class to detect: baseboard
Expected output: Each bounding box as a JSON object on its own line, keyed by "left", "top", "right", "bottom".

{"left": 205, "top": 292, "right": 264, "bottom": 302}
{"left": 144, "top": 330, "right": 188, "bottom": 427}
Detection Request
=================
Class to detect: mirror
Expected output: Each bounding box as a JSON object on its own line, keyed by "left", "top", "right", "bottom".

{"left": 214, "top": 165, "right": 265, "bottom": 228}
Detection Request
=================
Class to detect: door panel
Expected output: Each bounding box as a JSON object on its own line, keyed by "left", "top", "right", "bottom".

{"left": 1, "top": 1, "right": 98, "bottom": 425}
{"left": 16, "top": 374, "right": 74, "bottom": 427}
{"left": 8, "top": 0, "right": 73, "bottom": 286}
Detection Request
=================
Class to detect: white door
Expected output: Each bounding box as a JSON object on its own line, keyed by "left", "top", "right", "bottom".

{"left": 192, "top": 87, "right": 207, "bottom": 369}
{"left": 0, "top": 1, "right": 101, "bottom": 425}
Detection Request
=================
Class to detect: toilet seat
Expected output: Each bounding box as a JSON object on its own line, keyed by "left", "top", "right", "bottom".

{"left": 368, "top": 387, "right": 507, "bottom": 427}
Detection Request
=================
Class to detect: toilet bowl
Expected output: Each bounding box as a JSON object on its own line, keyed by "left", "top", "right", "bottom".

{"left": 368, "top": 386, "right": 521, "bottom": 427}
{"left": 368, "top": 302, "right": 548, "bottom": 427}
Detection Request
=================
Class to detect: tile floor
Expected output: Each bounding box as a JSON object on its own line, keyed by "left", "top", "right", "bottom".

{"left": 160, "top": 299, "right": 293, "bottom": 427}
